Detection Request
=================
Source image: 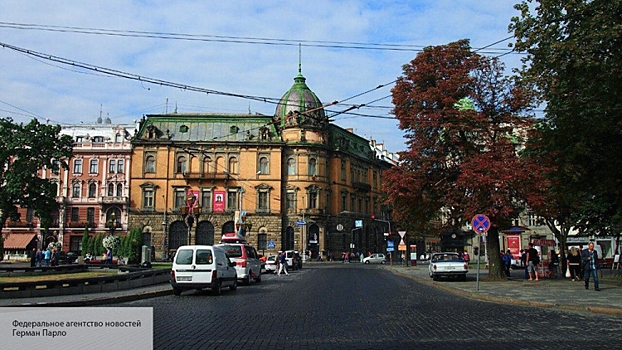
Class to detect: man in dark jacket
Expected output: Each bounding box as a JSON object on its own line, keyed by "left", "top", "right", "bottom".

{"left": 581, "top": 242, "right": 600, "bottom": 291}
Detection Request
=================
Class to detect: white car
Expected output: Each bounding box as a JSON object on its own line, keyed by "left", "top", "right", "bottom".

{"left": 264, "top": 255, "right": 277, "bottom": 273}
{"left": 171, "top": 245, "right": 238, "bottom": 296}
{"left": 363, "top": 253, "right": 386, "bottom": 264}
{"left": 428, "top": 252, "right": 468, "bottom": 281}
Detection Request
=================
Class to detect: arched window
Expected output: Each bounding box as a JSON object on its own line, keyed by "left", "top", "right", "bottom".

{"left": 308, "top": 157, "right": 317, "bottom": 176}
{"left": 88, "top": 183, "right": 97, "bottom": 198}
{"left": 116, "top": 183, "right": 123, "bottom": 197}
{"left": 203, "top": 156, "right": 213, "bottom": 174}
{"left": 145, "top": 155, "right": 155, "bottom": 173}
{"left": 108, "top": 183, "right": 115, "bottom": 196}
{"left": 176, "top": 156, "right": 186, "bottom": 174}
{"left": 287, "top": 158, "right": 296, "bottom": 175}
{"left": 228, "top": 156, "right": 238, "bottom": 174}
{"left": 259, "top": 157, "right": 268, "bottom": 174}
{"left": 72, "top": 183, "right": 81, "bottom": 198}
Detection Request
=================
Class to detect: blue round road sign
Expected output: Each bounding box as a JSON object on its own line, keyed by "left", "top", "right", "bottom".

{"left": 472, "top": 214, "right": 491, "bottom": 234}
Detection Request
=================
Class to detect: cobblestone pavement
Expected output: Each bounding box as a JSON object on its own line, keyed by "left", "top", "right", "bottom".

{"left": 117, "top": 263, "right": 622, "bottom": 350}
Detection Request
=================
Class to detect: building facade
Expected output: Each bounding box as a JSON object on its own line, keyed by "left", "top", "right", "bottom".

{"left": 2, "top": 122, "right": 134, "bottom": 259}
{"left": 129, "top": 70, "right": 396, "bottom": 260}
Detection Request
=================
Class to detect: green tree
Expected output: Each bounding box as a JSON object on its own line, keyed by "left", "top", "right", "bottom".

{"left": 510, "top": 0, "right": 622, "bottom": 234}
{"left": 384, "top": 40, "right": 535, "bottom": 280}
{"left": 0, "top": 118, "right": 73, "bottom": 246}
{"left": 81, "top": 227, "right": 90, "bottom": 256}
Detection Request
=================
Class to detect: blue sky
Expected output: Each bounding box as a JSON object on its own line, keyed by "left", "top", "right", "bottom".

{"left": 0, "top": 0, "right": 523, "bottom": 152}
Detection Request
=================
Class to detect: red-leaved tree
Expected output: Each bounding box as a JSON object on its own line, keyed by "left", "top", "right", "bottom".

{"left": 384, "top": 40, "right": 535, "bottom": 280}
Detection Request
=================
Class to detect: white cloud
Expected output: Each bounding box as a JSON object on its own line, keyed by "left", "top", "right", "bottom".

{"left": 0, "top": 0, "right": 522, "bottom": 152}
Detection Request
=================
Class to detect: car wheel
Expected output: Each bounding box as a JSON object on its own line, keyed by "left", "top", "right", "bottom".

{"left": 364, "top": 260, "right": 370, "bottom": 264}
{"left": 459, "top": 274, "right": 467, "bottom": 282}
{"left": 229, "top": 279, "right": 238, "bottom": 291}
{"left": 381, "top": 260, "right": 386, "bottom": 264}
{"left": 173, "top": 287, "right": 182, "bottom": 296}
{"left": 432, "top": 275, "right": 438, "bottom": 281}
{"left": 255, "top": 273, "right": 262, "bottom": 283}
{"left": 213, "top": 279, "right": 223, "bottom": 295}
{"left": 244, "top": 274, "right": 252, "bottom": 286}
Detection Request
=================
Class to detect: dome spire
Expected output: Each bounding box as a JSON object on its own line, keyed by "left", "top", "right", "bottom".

{"left": 298, "top": 42, "right": 302, "bottom": 74}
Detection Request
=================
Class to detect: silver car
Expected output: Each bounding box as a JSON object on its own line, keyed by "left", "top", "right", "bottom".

{"left": 363, "top": 253, "right": 386, "bottom": 264}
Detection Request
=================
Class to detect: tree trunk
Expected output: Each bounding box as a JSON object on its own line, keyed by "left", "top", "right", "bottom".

{"left": 484, "top": 226, "right": 506, "bottom": 281}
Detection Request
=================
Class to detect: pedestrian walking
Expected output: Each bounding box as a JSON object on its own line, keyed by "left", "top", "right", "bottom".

{"left": 43, "top": 248, "right": 51, "bottom": 266}
{"left": 502, "top": 249, "right": 512, "bottom": 277}
{"left": 581, "top": 242, "right": 600, "bottom": 291}
{"left": 29, "top": 248, "right": 37, "bottom": 267}
{"left": 526, "top": 243, "right": 540, "bottom": 281}
{"left": 277, "top": 252, "right": 289, "bottom": 276}
{"left": 35, "top": 248, "right": 43, "bottom": 267}
{"left": 105, "top": 247, "right": 112, "bottom": 265}
{"left": 568, "top": 247, "right": 582, "bottom": 281}
{"left": 520, "top": 249, "right": 528, "bottom": 279}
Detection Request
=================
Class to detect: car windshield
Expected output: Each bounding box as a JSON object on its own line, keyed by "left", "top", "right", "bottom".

{"left": 432, "top": 254, "right": 461, "bottom": 262}
{"left": 267, "top": 256, "right": 276, "bottom": 261}
{"left": 218, "top": 245, "right": 242, "bottom": 258}
{"left": 175, "top": 250, "right": 194, "bottom": 265}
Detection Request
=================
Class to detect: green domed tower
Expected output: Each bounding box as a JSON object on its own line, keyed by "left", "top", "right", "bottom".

{"left": 275, "top": 65, "right": 329, "bottom": 144}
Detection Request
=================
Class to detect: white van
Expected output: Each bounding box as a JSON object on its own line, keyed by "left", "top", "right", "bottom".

{"left": 171, "top": 245, "right": 238, "bottom": 296}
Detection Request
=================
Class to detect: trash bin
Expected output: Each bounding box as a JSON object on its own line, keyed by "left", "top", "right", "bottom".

{"left": 141, "top": 245, "right": 152, "bottom": 264}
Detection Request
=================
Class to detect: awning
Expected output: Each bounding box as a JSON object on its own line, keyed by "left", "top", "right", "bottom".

{"left": 3, "top": 234, "right": 37, "bottom": 249}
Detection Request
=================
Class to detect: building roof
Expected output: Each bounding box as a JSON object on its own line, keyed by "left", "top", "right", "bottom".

{"left": 275, "top": 70, "right": 326, "bottom": 127}
{"left": 135, "top": 113, "right": 280, "bottom": 143}
{"left": 3, "top": 233, "right": 37, "bottom": 249}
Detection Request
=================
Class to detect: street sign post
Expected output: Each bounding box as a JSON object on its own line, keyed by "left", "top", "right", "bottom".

{"left": 472, "top": 214, "right": 491, "bottom": 292}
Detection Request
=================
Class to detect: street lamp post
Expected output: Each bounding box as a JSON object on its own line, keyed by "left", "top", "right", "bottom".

{"left": 182, "top": 189, "right": 201, "bottom": 245}
{"left": 107, "top": 212, "right": 119, "bottom": 236}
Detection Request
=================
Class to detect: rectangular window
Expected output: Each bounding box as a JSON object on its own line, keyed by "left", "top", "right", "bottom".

{"left": 258, "top": 192, "right": 268, "bottom": 210}
{"left": 201, "top": 190, "right": 212, "bottom": 211}
{"left": 174, "top": 189, "right": 186, "bottom": 210}
{"left": 309, "top": 192, "right": 317, "bottom": 209}
{"left": 117, "top": 160, "right": 124, "bottom": 173}
{"left": 89, "top": 159, "right": 98, "bottom": 174}
{"left": 227, "top": 191, "right": 238, "bottom": 210}
{"left": 258, "top": 233, "right": 267, "bottom": 250}
{"left": 341, "top": 195, "right": 347, "bottom": 212}
{"left": 286, "top": 192, "right": 296, "bottom": 210}
{"left": 26, "top": 209, "right": 35, "bottom": 224}
{"left": 143, "top": 189, "right": 154, "bottom": 209}
{"left": 52, "top": 160, "right": 60, "bottom": 175}
{"left": 71, "top": 208, "right": 79, "bottom": 222}
{"left": 70, "top": 236, "right": 82, "bottom": 252}
{"left": 351, "top": 196, "right": 356, "bottom": 213}
{"left": 109, "top": 160, "right": 116, "bottom": 173}
{"left": 341, "top": 160, "right": 346, "bottom": 181}
{"left": 87, "top": 207, "right": 95, "bottom": 226}
{"left": 73, "top": 159, "right": 82, "bottom": 174}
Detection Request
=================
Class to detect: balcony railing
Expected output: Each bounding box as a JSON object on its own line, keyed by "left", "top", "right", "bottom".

{"left": 183, "top": 172, "right": 230, "bottom": 180}
{"left": 352, "top": 181, "right": 372, "bottom": 192}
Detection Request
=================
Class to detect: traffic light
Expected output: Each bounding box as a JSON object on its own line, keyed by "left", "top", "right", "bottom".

{"left": 474, "top": 247, "right": 479, "bottom": 256}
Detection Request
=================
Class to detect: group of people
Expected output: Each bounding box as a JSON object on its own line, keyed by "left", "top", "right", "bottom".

{"left": 31, "top": 247, "right": 59, "bottom": 267}
{"left": 518, "top": 242, "right": 600, "bottom": 291}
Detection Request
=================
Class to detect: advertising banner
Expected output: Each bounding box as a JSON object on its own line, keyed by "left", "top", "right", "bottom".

{"left": 213, "top": 190, "right": 226, "bottom": 212}
{"left": 507, "top": 234, "right": 521, "bottom": 258}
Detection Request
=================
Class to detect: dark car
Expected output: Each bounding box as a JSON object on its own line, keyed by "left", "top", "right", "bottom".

{"left": 58, "top": 251, "right": 79, "bottom": 264}
{"left": 293, "top": 251, "right": 303, "bottom": 270}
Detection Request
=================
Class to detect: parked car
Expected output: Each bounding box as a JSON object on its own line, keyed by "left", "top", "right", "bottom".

{"left": 58, "top": 251, "right": 79, "bottom": 264}
{"left": 264, "top": 255, "right": 277, "bottom": 273}
{"left": 363, "top": 253, "right": 386, "bottom": 264}
{"left": 171, "top": 245, "right": 238, "bottom": 296}
{"left": 428, "top": 252, "right": 468, "bottom": 281}
{"left": 283, "top": 250, "right": 302, "bottom": 270}
{"left": 215, "top": 233, "right": 262, "bottom": 285}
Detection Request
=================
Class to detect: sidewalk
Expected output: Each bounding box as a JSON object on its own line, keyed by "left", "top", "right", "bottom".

{"left": 385, "top": 262, "right": 622, "bottom": 315}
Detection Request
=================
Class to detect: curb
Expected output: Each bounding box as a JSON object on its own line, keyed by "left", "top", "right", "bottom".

{"left": 2, "top": 287, "right": 173, "bottom": 307}
{"left": 386, "top": 266, "right": 622, "bottom": 315}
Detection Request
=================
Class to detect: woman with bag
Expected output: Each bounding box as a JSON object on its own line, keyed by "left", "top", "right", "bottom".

{"left": 568, "top": 247, "right": 581, "bottom": 281}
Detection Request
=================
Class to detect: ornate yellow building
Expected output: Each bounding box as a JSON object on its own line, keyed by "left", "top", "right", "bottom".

{"left": 129, "top": 69, "right": 395, "bottom": 260}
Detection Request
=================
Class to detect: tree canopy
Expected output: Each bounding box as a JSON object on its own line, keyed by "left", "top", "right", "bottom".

{"left": 510, "top": 0, "right": 622, "bottom": 234}
{"left": 383, "top": 40, "right": 535, "bottom": 279}
{"left": 0, "top": 118, "right": 74, "bottom": 235}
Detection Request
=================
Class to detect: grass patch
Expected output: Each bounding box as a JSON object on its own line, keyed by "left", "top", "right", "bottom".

{"left": 0, "top": 271, "right": 118, "bottom": 284}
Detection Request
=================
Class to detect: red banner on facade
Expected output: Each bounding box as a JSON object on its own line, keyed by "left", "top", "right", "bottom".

{"left": 213, "top": 190, "right": 226, "bottom": 212}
